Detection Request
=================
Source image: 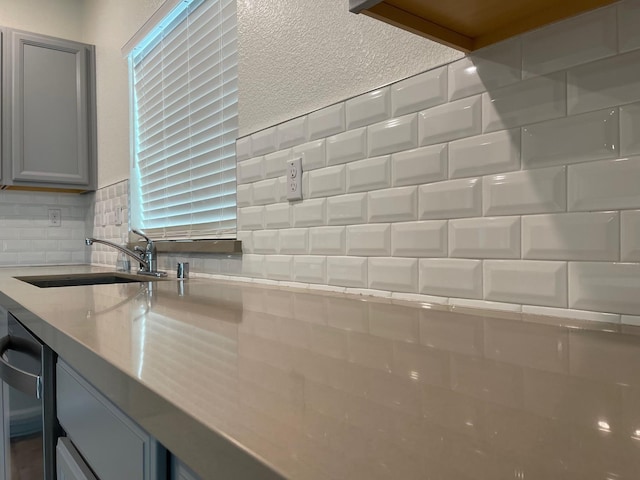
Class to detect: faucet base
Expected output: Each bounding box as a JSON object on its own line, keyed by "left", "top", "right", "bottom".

{"left": 137, "top": 270, "right": 168, "bottom": 278}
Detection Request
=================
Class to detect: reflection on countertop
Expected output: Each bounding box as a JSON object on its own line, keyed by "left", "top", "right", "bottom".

{"left": 1, "top": 265, "right": 640, "bottom": 479}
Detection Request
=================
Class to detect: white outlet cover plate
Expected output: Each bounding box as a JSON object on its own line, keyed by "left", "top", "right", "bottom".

{"left": 287, "top": 157, "right": 303, "bottom": 201}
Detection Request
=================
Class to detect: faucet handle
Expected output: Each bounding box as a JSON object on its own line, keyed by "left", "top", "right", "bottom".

{"left": 131, "top": 229, "right": 152, "bottom": 246}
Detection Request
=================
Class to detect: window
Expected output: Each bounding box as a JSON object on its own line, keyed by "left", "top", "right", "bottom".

{"left": 129, "top": 0, "right": 237, "bottom": 240}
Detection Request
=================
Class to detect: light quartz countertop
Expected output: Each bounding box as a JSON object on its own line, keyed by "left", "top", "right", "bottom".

{"left": 1, "top": 265, "right": 640, "bottom": 479}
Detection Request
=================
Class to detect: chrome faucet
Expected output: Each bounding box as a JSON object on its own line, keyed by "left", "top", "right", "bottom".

{"left": 85, "top": 229, "right": 167, "bottom": 277}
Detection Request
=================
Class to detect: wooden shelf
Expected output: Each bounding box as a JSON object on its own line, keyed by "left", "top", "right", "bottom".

{"left": 350, "top": 0, "right": 618, "bottom": 52}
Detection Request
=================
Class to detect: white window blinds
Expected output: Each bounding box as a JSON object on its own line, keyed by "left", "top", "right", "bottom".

{"left": 130, "top": 0, "right": 237, "bottom": 240}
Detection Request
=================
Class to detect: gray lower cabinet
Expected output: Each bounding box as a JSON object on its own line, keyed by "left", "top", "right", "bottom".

{"left": 171, "top": 457, "right": 202, "bottom": 480}
{"left": 4, "top": 29, "right": 96, "bottom": 190}
{"left": 56, "top": 359, "right": 166, "bottom": 480}
{"left": 56, "top": 437, "right": 98, "bottom": 480}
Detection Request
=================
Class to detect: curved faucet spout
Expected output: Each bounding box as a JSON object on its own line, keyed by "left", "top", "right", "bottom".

{"left": 85, "top": 238, "right": 149, "bottom": 270}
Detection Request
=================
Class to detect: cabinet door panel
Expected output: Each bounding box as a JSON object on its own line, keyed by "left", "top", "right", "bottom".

{"left": 56, "top": 437, "right": 98, "bottom": 480}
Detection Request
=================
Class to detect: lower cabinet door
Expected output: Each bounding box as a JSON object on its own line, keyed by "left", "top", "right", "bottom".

{"left": 56, "top": 437, "right": 97, "bottom": 480}
{"left": 171, "top": 458, "right": 201, "bottom": 480}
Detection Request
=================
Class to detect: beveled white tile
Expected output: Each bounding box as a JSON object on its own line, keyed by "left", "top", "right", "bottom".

{"left": 326, "top": 193, "right": 367, "bottom": 225}
{"left": 483, "top": 166, "right": 566, "bottom": 216}
{"left": 619, "top": 0, "right": 640, "bottom": 53}
{"left": 522, "top": 108, "right": 618, "bottom": 169}
{"left": 419, "top": 258, "right": 482, "bottom": 299}
{"left": 621, "top": 315, "right": 640, "bottom": 326}
{"left": 294, "top": 256, "right": 326, "bottom": 284}
{"left": 522, "top": 7, "right": 617, "bottom": 78}
{"left": 293, "top": 198, "right": 326, "bottom": 227}
{"left": 568, "top": 49, "right": 640, "bottom": 115}
{"left": 309, "top": 226, "right": 346, "bottom": 255}
{"left": 346, "top": 224, "right": 390, "bottom": 256}
{"left": 449, "top": 217, "right": 520, "bottom": 259}
{"left": 252, "top": 178, "right": 279, "bottom": 205}
{"left": 450, "top": 298, "right": 522, "bottom": 313}
{"left": 252, "top": 230, "right": 279, "bottom": 254}
{"left": 392, "top": 144, "right": 447, "bottom": 187}
{"left": 621, "top": 102, "right": 640, "bottom": 156}
{"left": 569, "top": 262, "right": 640, "bottom": 315}
{"left": 251, "top": 127, "right": 278, "bottom": 156}
{"left": 391, "top": 220, "right": 447, "bottom": 257}
{"left": 236, "top": 184, "right": 252, "bottom": 208}
{"left": 238, "top": 206, "right": 264, "bottom": 230}
{"left": 279, "top": 228, "right": 308, "bottom": 255}
{"left": 292, "top": 140, "right": 326, "bottom": 171}
{"left": 522, "top": 305, "right": 620, "bottom": 324}
{"left": 264, "top": 149, "right": 292, "bottom": 179}
{"left": 308, "top": 165, "right": 346, "bottom": 198}
{"left": 236, "top": 231, "right": 252, "bottom": 254}
{"left": 449, "top": 129, "right": 520, "bottom": 179}
{"left": 368, "top": 258, "right": 418, "bottom": 293}
{"left": 327, "top": 256, "right": 368, "bottom": 288}
{"left": 326, "top": 128, "right": 367, "bottom": 166}
{"left": 276, "top": 176, "right": 288, "bottom": 203}
{"left": 391, "top": 66, "right": 447, "bottom": 116}
{"left": 419, "top": 178, "right": 481, "bottom": 220}
{"left": 368, "top": 186, "right": 417, "bottom": 223}
{"left": 237, "top": 157, "right": 264, "bottom": 184}
{"left": 235, "top": 136, "right": 252, "bottom": 162}
{"left": 448, "top": 38, "right": 521, "bottom": 101}
{"left": 368, "top": 114, "right": 418, "bottom": 157}
{"left": 485, "top": 260, "right": 567, "bottom": 307}
{"left": 523, "top": 212, "right": 619, "bottom": 261}
{"left": 277, "top": 117, "right": 308, "bottom": 149}
{"left": 264, "top": 203, "right": 291, "bottom": 229}
{"left": 346, "top": 156, "right": 390, "bottom": 193}
{"left": 568, "top": 157, "right": 640, "bottom": 211}
{"left": 483, "top": 72, "right": 566, "bottom": 132}
{"left": 346, "top": 88, "right": 390, "bottom": 129}
{"left": 621, "top": 210, "right": 640, "bottom": 262}
{"left": 242, "top": 254, "right": 265, "bottom": 278}
{"left": 418, "top": 95, "right": 482, "bottom": 146}
{"left": 309, "top": 103, "right": 346, "bottom": 140}
{"left": 264, "top": 255, "right": 293, "bottom": 281}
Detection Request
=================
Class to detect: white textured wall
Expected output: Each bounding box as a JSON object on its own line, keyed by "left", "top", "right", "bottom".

{"left": 237, "top": 0, "right": 462, "bottom": 136}
{"left": 0, "top": 0, "right": 83, "bottom": 40}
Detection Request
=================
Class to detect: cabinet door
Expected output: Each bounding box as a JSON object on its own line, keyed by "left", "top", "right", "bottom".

{"left": 171, "top": 457, "right": 201, "bottom": 480}
{"left": 9, "top": 30, "right": 95, "bottom": 188}
{"left": 56, "top": 437, "right": 97, "bottom": 480}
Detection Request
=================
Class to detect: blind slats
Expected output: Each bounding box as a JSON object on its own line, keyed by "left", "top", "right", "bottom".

{"left": 131, "top": 0, "right": 237, "bottom": 240}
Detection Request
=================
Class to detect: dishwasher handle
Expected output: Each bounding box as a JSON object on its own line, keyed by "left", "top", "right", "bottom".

{"left": 0, "top": 335, "right": 42, "bottom": 399}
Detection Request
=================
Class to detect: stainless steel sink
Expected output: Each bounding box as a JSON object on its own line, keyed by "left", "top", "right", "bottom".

{"left": 15, "top": 273, "right": 166, "bottom": 288}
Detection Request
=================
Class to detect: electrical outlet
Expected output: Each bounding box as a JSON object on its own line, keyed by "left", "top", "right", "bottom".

{"left": 48, "top": 209, "right": 61, "bottom": 227}
{"left": 287, "top": 157, "right": 303, "bottom": 201}
{"left": 115, "top": 205, "right": 123, "bottom": 226}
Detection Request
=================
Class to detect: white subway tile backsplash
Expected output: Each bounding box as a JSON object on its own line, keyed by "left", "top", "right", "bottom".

{"left": 619, "top": 0, "right": 640, "bottom": 53}
{"left": 621, "top": 210, "right": 640, "bottom": 262}
{"left": 293, "top": 199, "right": 326, "bottom": 227}
{"left": 368, "top": 114, "right": 418, "bottom": 157}
{"left": 251, "top": 127, "right": 278, "bottom": 156}
{"left": 484, "top": 260, "right": 567, "bottom": 307}
{"left": 449, "top": 129, "right": 520, "bottom": 179}
{"left": 391, "top": 221, "right": 447, "bottom": 257}
{"left": 569, "top": 262, "right": 640, "bottom": 315}
{"left": 264, "top": 255, "right": 293, "bottom": 280}
{"left": 252, "top": 178, "right": 279, "bottom": 205}
{"left": 236, "top": 184, "right": 252, "bottom": 208}
{"left": 448, "top": 38, "right": 521, "bottom": 101}
{"left": 238, "top": 206, "right": 264, "bottom": 230}
{"left": 309, "top": 103, "right": 346, "bottom": 140}
{"left": 391, "top": 66, "right": 447, "bottom": 116}
{"left": 279, "top": 228, "right": 309, "bottom": 255}
{"left": 235, "top": 136, "right": 252, "bottom": 162}
{"left": 346, "top": 224, "right": 390, "bottom": 256}
{"left": 309, "top": 226, "right": 346, "bottom": 255}
{"left": 568, "top": 157, "right": 640, "bottom": 211}
{"left": 237, "top": 157, "right": 264, "bottom": 184}
{"left": 276, "top": 176, "right": 288, "bottom": 202}
{"left": 242, "top": 254, "right": 265, "bottom": 278}
{"left": 294, "top": 256, "right": 326, "bottom": 284}
{"left": 326, "top": 128, "right": 367, "bottom": 166}
{"left": 392, "top": 144, "right": 447, "bottom": 187}
{"left": 346, "top": 88, "right": 390, "bottom": 129}
{"left": 368, "top": 186, "right": 418, "bottom": 222}
{"left": 419, "top": 177, "right": 481, "bottom": 220}
{"left": 346, "top": 156, "right": 390, "bottom": 193}
{"left": 264, "top": 203, "right": 291, "bottom": 229}
{"left": 253, "top": 230, "right": 279, "bottom": 254}
{"left": 450, "top": 298, "right": 522, "bottom": 313}
{"left": 449, "top": 217, "right": 520, "bottom": 259}
{"left": 292, "top": 140, "right": 326, "bottom": 171}
{"left": 523, "top": 212, "right": 619, "bottom": 261}
{"left": 522, "top": 306, "right": 620, "bottom": 324}
{"left": 308, "top": 165, "right": 346, "bottom": 198}
{"left": 277, "top": 117, "right": 308, "bottom": 149}
{"left": 568, "top": 49, "right": 640, "bottom": 114}
{"left": 327, "top": 193, "right": 367, "bottom": 225}
{"left": 368, "top": 258, "right": 418, "bottom": 293}
{"left": 522, "top": 6, "right": 617, "bottom": 78}
{"left": 418, "top": 95, "right": 482, "bottom": 146}
{"left": 483, "top": 72, "right": 566, "bottom": 132}
{"left": 522, "top": 108, "right": 618, "bottom": 169}
{"left": 236, "top": 231, "right": 253, "bottom": 254}
{"left": 483, "top": 166, "right": 566, "bottom": 216}
{"left": 327, "top": 256, "right": 367, "bottom": 288}
{"left": 264, "top": 149, "right": 291, "bottom": 178}
{"left": 419, "top": 258, "right": 482, "bottom": 299}
{"left": 620, "top": 102, "right": 640, "bottom": 156}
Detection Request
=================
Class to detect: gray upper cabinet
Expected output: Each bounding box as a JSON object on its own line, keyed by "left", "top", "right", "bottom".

{"left": 6, "top": 30, "right": 96, "bottom": 190}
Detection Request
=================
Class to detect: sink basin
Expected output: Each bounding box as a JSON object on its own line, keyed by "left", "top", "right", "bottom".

{"left": 15, "top": 273, "right": 165, "bottom": 288}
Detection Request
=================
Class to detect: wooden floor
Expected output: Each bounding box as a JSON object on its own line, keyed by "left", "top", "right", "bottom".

{"left": 10, "top": 434, "right": 42, "bottom": 479}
